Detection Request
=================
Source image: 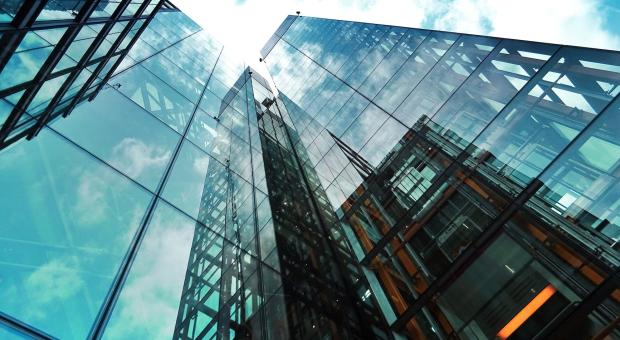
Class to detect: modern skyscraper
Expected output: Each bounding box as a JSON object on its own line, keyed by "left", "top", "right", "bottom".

{"left": 0, "top": 3, "right": 619, "bottom": 340}
{"left": 260, "top": 15, "right": 620, "bottom": 340}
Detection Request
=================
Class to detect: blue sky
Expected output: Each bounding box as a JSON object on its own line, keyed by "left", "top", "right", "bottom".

{"left": 173, "top": 0, "right": 620, "bottom": 70}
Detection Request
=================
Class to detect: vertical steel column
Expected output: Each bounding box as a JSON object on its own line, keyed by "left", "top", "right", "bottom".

{"left": 82, "top": 0, "right": 165, "bottom": 105}
{"left": 28, "top": 0, "right": 154, "bottom": 138}
{"left": 0, "top": 0, "right": 46, "bottom": 73}
{"left": 0, "top": 0, "right": 102, "bottom": 142}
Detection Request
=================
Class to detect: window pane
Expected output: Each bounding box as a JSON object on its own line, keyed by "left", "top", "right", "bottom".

{"left": 112, "top": 65, "right": 195, "bottom": 133}
{"left": 341, "top": 103, "right": 389, "bottom": 152}
{"left": 53, "top": 90, "right": 180, "bottom": 191}
{"left": 0, "top": 129, "right": 151, "bottom": 338}
{"left": 102, "top": 201, "right": 221, "bottom": 339}
{"left": 162, "top": 141, "right": 228, "bottom": 230}
{"left": 393, "top": 35, "right": 498, "bottom": 127}
{"left": 470, "top": 47, "right": 620, "bottom": 193}
{"left": 142, "top": 54, "right": 203, "bottom": 104}
{"left": 426, "top": 41, "right": 557, "bottom": 155}
{"left": 527, "top": 99, "right": 620, "bottom": 242}
{"left": 0, "top": 46, "right": 53, "bottom": 90}
{"left": 374, "top": 31, "right": 458, "bottom": 114}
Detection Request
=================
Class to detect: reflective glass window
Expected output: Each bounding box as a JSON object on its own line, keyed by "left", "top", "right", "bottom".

{"left": 112, "top": 65, "right": 194, "bottom": 133}
{"left": 427, "top": 41, "right": 557, "bottom": 155}
{"left": 373, "top": 31, "right": 458, "bottom": 114}
{"left": 162, "top": 141, "right": 229, "bottom": 229}
{"left": 393, "top": 35, "right": 498, "bottom": 128}
{"left": 102, "top": 201, "right": 208, "bottom": 339}
{"left": 0, "top": 0, "right": 23, "bottom": 22}
{"left": 358, "top": 29, "right": 429, "bottom": 99}
{"left": 35, "top": 0, "right": 82, "bottom": 21}
{"left": 470, "top": 47, "right": 620, "bottom": 193}
{"left": 0, "top": 46, "right": 53, "bottom": 90}
{"left": 327, "top": 92, "right": 370, "bottom": 137}
{"left": 0, "top": 129, "right": 151, "bottom": 338}
{"left": 53, "top": 90, "right": 179, "bottom": 191}
{"left": 26, "top": 73, "right": 69, "bottom": 115}
{"left": 341, "top": 103, "right": 389, "bottom": 152}
{"left": 527, "top": 100, "right": 620, "bottom": 241}
{"left": 142, "top": 54, "right": 203, "bottom": 104}
{"left": 359, "top": 117, "right": 409, "bottom": 167}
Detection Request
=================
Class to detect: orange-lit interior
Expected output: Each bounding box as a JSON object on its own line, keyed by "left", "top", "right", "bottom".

{"left": 497, "top": 284, "right": 557, "bottom": 339}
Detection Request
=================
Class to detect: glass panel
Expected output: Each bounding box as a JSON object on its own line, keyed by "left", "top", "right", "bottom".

{"left": 0, "top": 128, "right": 151, "bottom": 339}
{"left": 161, "top": 43, "right": 213, "bottom": 85}
{"left": 0, "top": 0, "right": 24, "bottom": 22}
{"left": 52, "top": 90, "right": 180, "bottom": 191}
{"left": 327, "top": 92, "right": 370, "bottom": 137}
{"left": 26, "top": 74, "right": 69, "bottom": 115}
{"left": 162, "top": 141, "right": 228, "bottom": 229}
{"left": 393, "top": 35, "right": 498, "bottom": 128}
{"left": 373, "top": 31, "right": 459, "bottom": 114}
{"left": 359, "top": 117, "right": 409, "bottom": 167}
{"left": 186, "top": 108, "right": 231, "bottom": 161}
{"left": 127, "top": 38, "right": 158, "bottom": 62}
{"left": 0, "top": 98, "right": 13, "bottom": 128}
{"left": 0, "top": 324, "right": 31, "bottom": 340}
{"left": 16, "top": 32, "right": 51, "bottom": 52}
{"left": 206, "top": 76, "right": 231, "bottom": 101}
{"left": 469, "top": 47, "right": 620, "bottom": 193}
{"left": 112, "top": 65, "right": 195, "bottom": 133}
{"left": 426, "top": 41, "right": 557, "bottom": 155}
{"left": 341, "top": 102, "right": 389, "bottom": 152}
{"left": 527, "top": 99, "right": 620, "bottom": 242}
{"left": 0, "top": 46, "right": 53, "bottom": 90}
{"left": 436, "top": 233, "right": 580, "bottom": 339}
{"left": 198, "top": 90, "right": 224, "bottom": 116}
{"left": 358, "top": 28, "right": 429, "bottom": 100}
{"left": 92, "top": 2, "right": 119, "bottom": 18}
{"left": 142, "top": 54, "right": 203, "bottom": 104}
{"left": 102, "top": 201, "right": 210, "bottom": 339}
{"left": 35, "top": 0, "right": 83, "bottom": 21}
{"left": 344, "top": 27, "right": 407, "bottom": 90}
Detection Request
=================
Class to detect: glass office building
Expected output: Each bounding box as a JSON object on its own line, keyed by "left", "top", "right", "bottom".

{"left": 261, "top": 15, "right": 620, "bottom": 340}
{"left": 1, "top": 2, "right": 619, "bottom": 339}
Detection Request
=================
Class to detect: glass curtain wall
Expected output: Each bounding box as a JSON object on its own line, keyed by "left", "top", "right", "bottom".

{"left": 0, "top": 0, "right": 181, "bottom": 150}
{"left": 0, "top": 9, "right": 291, "bottom": 340}
{"left": 262, "top": 15, "right": 620, "bottom": 340}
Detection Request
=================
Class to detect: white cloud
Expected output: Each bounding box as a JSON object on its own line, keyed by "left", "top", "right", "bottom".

{"left": 102, "top": 208, "right": 196, "bottom": 339}
{"left": 24, "top": 257, "right": 85, "bottom": 320}
{"left": 110, "top": 138, "right": 171, "bottom": 179}
{"left": 193, "top": 154, "right": 211, "bottom": 174}
{"left": 72, "top": 171, "right": 108, "bottom": 225}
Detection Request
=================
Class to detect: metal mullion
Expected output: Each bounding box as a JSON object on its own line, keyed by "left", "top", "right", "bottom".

{"left": 0, "top": 0, "right": 103, "bottom": 143}
{"left": 0, "top": 14, "right": 153, "bottom": 34}
{"left": 0, "top": 40, "right": 128, "bottom": 99}
{"left": 89, "top": 45, "right": 223, "bottom": 340}
{"left": 0, "top": 0, "right": 46, "bottom": 73}
{"left": 52, "top": 0, "right": 135, "bottom": 116}
{"left": 390, "top": 91, "right": 620, "bottom": 332}
{"left": 0, "top": 311, "right": 55, "bottom": 340}
{"left": 78, "top": 0, "right": 164, "bottom": 107}
{"left": 29, "top": 0, "right": 151, "bottom": 137}
{"left": 357, "top": 47, "right": 566, "bottom": 267}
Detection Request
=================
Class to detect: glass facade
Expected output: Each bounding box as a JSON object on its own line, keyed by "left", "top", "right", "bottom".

{"left": 261, "top": 15, "right": 620, "bottom": 340}
{"left": 0, "top": 6, "right": 619, "bottom": 340}
{"left": 0, "top": 0, "right": 180, "bottom": 150}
